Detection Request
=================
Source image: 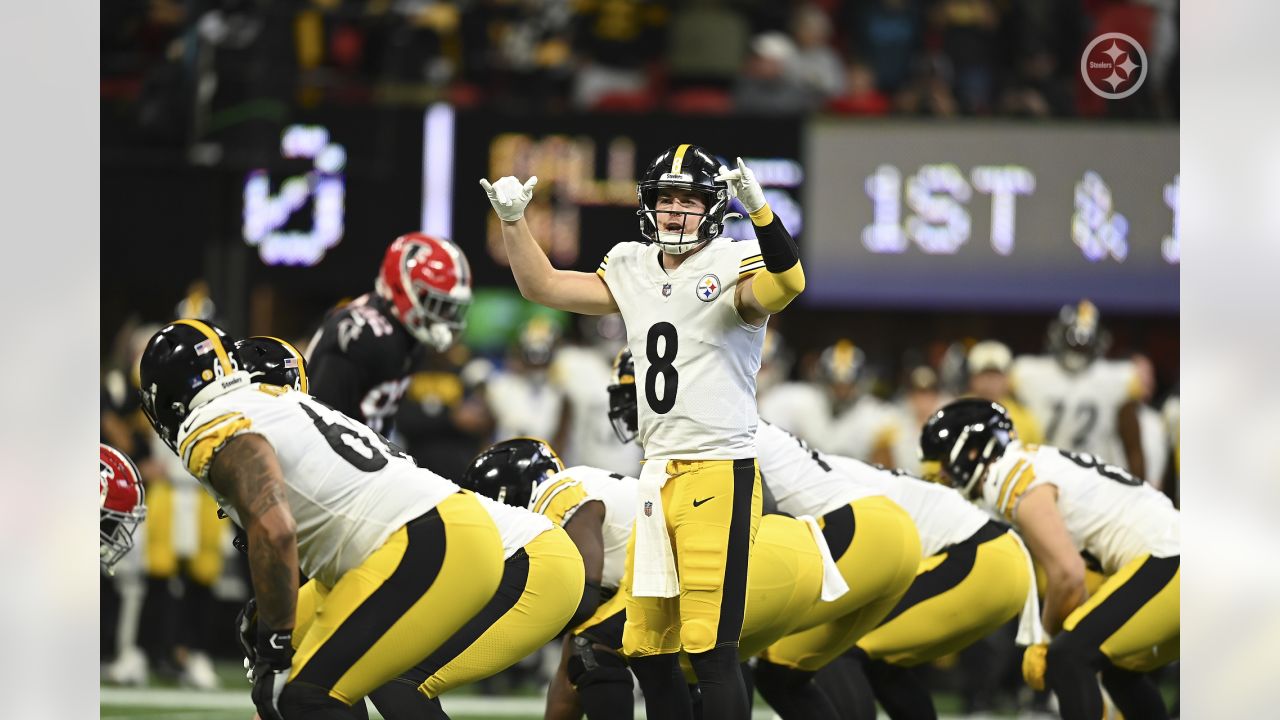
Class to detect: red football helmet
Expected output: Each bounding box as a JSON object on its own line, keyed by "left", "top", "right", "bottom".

{"left": 101, "top": 444, "right": 146, "bottom": 575}
{"left": 375, "top": 232, "right": 472, "bottom": 351}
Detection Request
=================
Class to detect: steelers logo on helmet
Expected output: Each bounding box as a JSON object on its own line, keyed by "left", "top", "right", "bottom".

{"left": 607, "top": 348, "right": 640, "bottom": 444}
{"left": 459, "top": 438, "right": 566, "bottom": 509}
{"left": 637, "top": 144, "right": 730, "bottom": 254}
{"left": 1047, "top": 299, "right": 1110, "bottom": 373}
{"left": 138, "top": 319, "right": 250, "bottom": 451}
{"left": 235, "top": 336, "right": 310, "bottom": 393}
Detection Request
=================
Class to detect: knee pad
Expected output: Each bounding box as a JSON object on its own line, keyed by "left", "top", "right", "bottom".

{"left": 567, "top": 635, "right": 632, "bottom": 689}
{"left": 679, "top": 618, "right": 717, "bottom": 653}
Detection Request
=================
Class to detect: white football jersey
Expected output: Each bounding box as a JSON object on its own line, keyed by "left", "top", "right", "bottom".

{"left": 1011, "top": 355, "right": 1140, "bottom": 466}
{"left": 826, "top": 456, "right": 989, "bottom": 557}
{"left": 529, "top": 465, "right": 638, "bottom": 590}
{"left": 979, "top": 440, "right": 1179, "bottom": 574}
{"left": 485, "top": 371, "right": 565, "bottom": 443}
{"left": 177, "top": 384, "right": 459, "bottom": 587}
{"left": 598, "top": 238, "right": 767, "bottom": 461}
{"left": 474, "top": 493, "right": 555, "bottom": 560}
{"left": 756, "top": 421, "right": 883, "bottom": 518}
{"left": 549, "top": 345, "right": 642, "bottom": 474}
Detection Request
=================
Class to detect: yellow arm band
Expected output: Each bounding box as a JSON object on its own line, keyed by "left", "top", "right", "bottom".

{"left": 750, "top": 261, "right": 806, "bottom": 313}
{"left": 748, "top": 204, "right": 775, "bottom": 226}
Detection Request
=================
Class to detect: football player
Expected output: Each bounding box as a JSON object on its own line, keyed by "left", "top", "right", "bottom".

{"left": 610, "top": 349, "right": 919, "bottom": 720}
{"left": 306, "top": 232, "right": 472, "bottom": 435}
{"left": 1010, "top": 300, "right": 1145, "bottom": 474}
{"left": 811, "top": 458, "right": 1034, "bottom": 720}
{"left": 101, "top": 443, "right": 147, "bottom": 576}
{"left": 920, "top": 399, "right": 1180, "bottom": 720}
{"left": 231, "top": 334, "right": 586, "bottom": 719}
{"left": 966, "top": 340, "right": 1044, "bottom": 445}
{"left": 459, "top": 436, "right": 837, "bottom": 720}
{"left": 482, "top": 145, "right": 805, "bottom": 719}
{"left": 759, "top": 339, "right": 897, "bottom": 465}
{"left": 138, "top": 319, "right": 507, "bottom": 720}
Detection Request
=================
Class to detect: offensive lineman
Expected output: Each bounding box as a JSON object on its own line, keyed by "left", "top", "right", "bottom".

{"left": 920, "top": 398, "right": 1179, "bottom": 720}
{"left": 138, "top": 319, "right": 507, "bottom": 719}
{"left": 481, "top": 144, "right": 805, "bottom": 719}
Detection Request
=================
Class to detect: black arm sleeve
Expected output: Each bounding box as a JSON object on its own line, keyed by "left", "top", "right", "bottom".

{"left": 307, "top": 352, "right": 366, "bottom": 420}
{"left": 755, "top": 214, "right": 800, "bottom": 273}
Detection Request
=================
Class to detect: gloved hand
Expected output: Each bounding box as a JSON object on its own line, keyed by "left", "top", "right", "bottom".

{"left": 1022, "top": 643, "right": 1049, "bottom": 691}
{"left": 249, "top": 627, "right": 293, "bottom": 720}
{"left": 479, "top": 176, "right": 539, "bottom": 222}
{"left": 715, "top": 157, "right": 767, "bottom": 215}
{"left": 236, "top": 597, "right": 258, "bottom": 670}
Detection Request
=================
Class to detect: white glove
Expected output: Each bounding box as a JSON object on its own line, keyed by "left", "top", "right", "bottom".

{"left": 715, "top": 157, "right": 767, "bottom": 215}
{"left": 479, "top": 175, "right": 538, "bottom": 222}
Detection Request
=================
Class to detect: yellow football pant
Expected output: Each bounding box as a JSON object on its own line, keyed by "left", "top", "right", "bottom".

{"left": 1062, "top": 553, "right": 1180, "bottom": 672}
{"left": 622, "top": 458, "right": 762, "bottom": 656}
{"left": 761, "top": 496, "right": 921, "bottom": 671}
{"left": 857, "top": 527, "right": 1030, "bottom": 666}
{"left": 287, "top": 492, "right": 505, "bottom": 705}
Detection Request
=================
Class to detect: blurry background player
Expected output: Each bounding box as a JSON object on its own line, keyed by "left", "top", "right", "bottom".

{"left": 306, "top": 232, "right": 472, "bottom": 436}
{"left": 479, "top": 315, "right": 569, "bottom": 446}
{"left": 920, "top": 399, "right": 1180, "bottom": 720}
{"left": 966, "top": 340, "right": 1045, "bottom": 446}
{"left": 881, "top": 364, "right": 949, "bottom": 475}
{"left": 1010, "top": 300, "right": 1146, "bottom": 475}
{"left": 759, "top": 338, "right": 896, "bottom": 465}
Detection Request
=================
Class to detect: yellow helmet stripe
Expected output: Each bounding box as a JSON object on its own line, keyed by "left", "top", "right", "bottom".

{"left": 174, "top": 319, "right": 233, "bottom": 375}
{"left": 259, "top": 335, "right": 308, "bottom": 394}
{"left": 670, "top": 144, "right": 692, "bottom": 175}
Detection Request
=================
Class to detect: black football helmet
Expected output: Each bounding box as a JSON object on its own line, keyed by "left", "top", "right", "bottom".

{"left": 637, "top": 143, "right": 730, "bottom": 253}
{"left": 461, "top": 438, "right": 566, "bottom": 508}
{"left": 918, "top": 398, "right": 1017, "bottom": 498}
{"left": 1047, "top": 299, "right": 1109, "bottom": 373}
{"left": 607, "top": 348, "right": 639, "bottom": 444}
{"left": 235, "top": 336, "right": 309, "bottom": 393}
{"left": 138, "top": 319, "right": 250, "bottom": 451}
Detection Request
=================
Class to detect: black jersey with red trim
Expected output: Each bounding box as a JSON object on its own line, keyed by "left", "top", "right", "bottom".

{"left": 306, "top": 294, "right": 419, "bottom": 434}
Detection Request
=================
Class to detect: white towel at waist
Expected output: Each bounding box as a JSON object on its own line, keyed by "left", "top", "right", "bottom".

{"left": 798, "top": 515, "right": 850, "bottom": 602}
{"left": 1008, "top": 529, "right": 1046, "bottom": 646}
{"left": 631, "top": 461, "right": 680, "bottom": 598}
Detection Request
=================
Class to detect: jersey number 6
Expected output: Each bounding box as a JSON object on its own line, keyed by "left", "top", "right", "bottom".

{"left": 645, "top": 322, "right": 679, "bottom": 414}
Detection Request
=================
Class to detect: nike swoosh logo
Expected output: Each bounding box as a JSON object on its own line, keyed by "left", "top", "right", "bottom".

{"left": 692, "top": 497, "right": 715, "bottom": 507}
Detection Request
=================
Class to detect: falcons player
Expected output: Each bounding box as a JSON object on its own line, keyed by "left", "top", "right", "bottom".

{"left": 101, "top": 443, "right": 147, "bottom": 575}
{"left": 307, "top": 233, "right": 472, "bottom": 434}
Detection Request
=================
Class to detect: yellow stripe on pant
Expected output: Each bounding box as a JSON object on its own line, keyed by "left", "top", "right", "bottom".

{"left": 856, "top": 530, "right": 1029, "bottom": 666}
{"left": 1062, "top": 553, "right": 1180, "bottom": 673}
{"left": 761, "top": 496, "right": 921, "bottom": 672}
{"left": 622, "top": 458, "right": 763, "bottom": 657}
{"left": 287, "top": 492, "right": 506, "bottom": 705}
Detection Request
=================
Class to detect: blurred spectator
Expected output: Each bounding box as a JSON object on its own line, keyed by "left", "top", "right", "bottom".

{"left": 570, "top": 0, "right": 670, "bottom": 109}
{"left": 665, "top": 0, "right": 750, "bottom": 88}
{"left": 966, "top": 340, "right": 1045, "bottom": 445}
{"left": 849, "top": 0, "right": 922, "bottom": 94}
{"left": 789, "top": 3, "right": 844, "bottom": 101}
{"left": 894, "top": 54, "right": 960, "bottom": 116}
{"left": 733, "top": 32, "right": 817, "bottom": 115}
{"left": 930, "top": 0, "right": 1003, "bottom": 115}
{"left": 885, "top": 364, "right": 950, "bottom": 473}
{"left": 825, "top": 60, "right": 891, "bottom": 115}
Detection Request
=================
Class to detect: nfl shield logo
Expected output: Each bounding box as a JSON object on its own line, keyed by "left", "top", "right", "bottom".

{"left": 644, "top": 501, "right": 653, "bottom": 517}
{"left": 661, "top": 283, "right": 672, "bottom": 297}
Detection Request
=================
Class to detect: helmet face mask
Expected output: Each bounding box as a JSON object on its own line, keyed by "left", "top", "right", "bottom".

{"left": 460, "top": 438, "right": 566, "bottom": 509}
{"left": 606, "top": 349, "right": 639, "bottom": 444}
{"left": 376, "top": 233, "right": 473, "bottom": 351}
{"left": 101, "top": 444, "right": 146, "bottom": 575}
{"left": 637, "top": 145, "right": 730, "bottom": 252}
{"left": 138, "top": 320, "right": 250, "bottom": 451}
{"left": 919, "top": 399, "right": 1017, "bottom": 498}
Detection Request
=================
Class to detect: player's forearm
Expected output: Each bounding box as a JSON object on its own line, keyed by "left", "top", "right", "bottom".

{"left": 749, "top": 206, "right": 805, "bottom": 313}
{"left": 1041, "top": 573, "right": 1086, "bottom": 636}
{"left": 499, "top": 218, "right": 557, "bottom": 303}
{"left": 247, "top": 512, "right": 299, "bottom": 631}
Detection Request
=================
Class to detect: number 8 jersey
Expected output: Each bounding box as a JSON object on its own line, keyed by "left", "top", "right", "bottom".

{"left": 176, "top": 384, "right": 459, "bottom": 587}
{"left": 978, "top": 440, "right": 1179, "bottom": 575}
{"left": 599, "top": 238, "right": 767, "bottom": 461}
